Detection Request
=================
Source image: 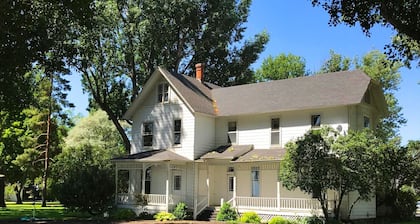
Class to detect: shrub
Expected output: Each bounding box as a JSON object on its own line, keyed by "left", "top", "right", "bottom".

{"left": 154, "top": 211, "right": 176, "bottom": 221}
{"left": 268, "top": 216, "right": 294, "bottom": 224}
{"left": 173, "top": 202, "right": 188, "bottom": 220}
{"left": 304, "top": 216, "right": 324, "bottom": 224}
{"left": 216, "top": 203, "right": 238, "bottom": 221}
{"left": 395, "top": 185, "right": 417, "bottom": 219}
{"left": 238, "top": 211, "right": 261, "bottom": 223}
{"left": 110, "top": 208, "right": 137, "bottom": 220}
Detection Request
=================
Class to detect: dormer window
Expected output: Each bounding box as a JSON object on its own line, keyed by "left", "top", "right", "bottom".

{"left": 311, "top": 115, "right": 321, "bottom": 128}
{"left": 158, "top": 83, "right": 169, "bottom": 103}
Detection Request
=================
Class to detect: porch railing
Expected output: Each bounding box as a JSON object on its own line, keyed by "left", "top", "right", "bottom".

{"left": 195, "top": 195, "right": 208, "bottom": 216}
{"left": 116, "top": 193, "right": 183, "bottom": 205}
{"left": 235, "top": 196, "right": 333, "bottom": 212}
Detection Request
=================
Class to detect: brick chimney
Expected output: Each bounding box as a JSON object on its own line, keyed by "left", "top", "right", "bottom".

{"left": 195, "top": 63, "right": 204, "bottom": 82}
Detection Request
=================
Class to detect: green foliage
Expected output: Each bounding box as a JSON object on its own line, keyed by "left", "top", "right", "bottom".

{"left": 238, "top": 211, "right": 261, "bottom": 223}
{"left": 312, "top": 0, "right": 420, "bottom": 67}
{"left": 110, "top": 208, "right": 137, "bottom": 220}
{"left": 268, "top": 216, "right": 294, "bottom": 224}
{"left": 216, "top": 203, "right": 238, "bottom": 221}
{"left": 280, "top": 127, "right": 339, "bottom": 219}
{"left": 255, "top": 53, "right": 307, "bottom": 81}
{"left": 51, "top": 144, "right": 116, "bottom": 214}
{"left": 172, "top": 202, "right": 188, "bottom": 220}
{"left": 319, "top": 50, "right": 351, "bottom": 73}
{"left": 303, "top": 216, "right": 324, "bottom": 224}
{"left": 154, "top": 211, "right": 176, "bottom": 221}
{"left": 395, "top": 185, "right": 417, "bottom": 220}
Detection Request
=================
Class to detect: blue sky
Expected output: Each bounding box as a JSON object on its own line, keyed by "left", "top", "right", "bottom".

{"left": 68, "top": 1, "right": 419, "bottom": 145}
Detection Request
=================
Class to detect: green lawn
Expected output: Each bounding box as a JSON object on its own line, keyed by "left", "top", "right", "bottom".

{"left": 0, "top": 202, "right": 92, "bottom": 221}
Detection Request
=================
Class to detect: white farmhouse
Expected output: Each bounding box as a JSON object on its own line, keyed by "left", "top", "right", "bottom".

{"left": 113, "top": 64, "right": 387, "bottom": 220}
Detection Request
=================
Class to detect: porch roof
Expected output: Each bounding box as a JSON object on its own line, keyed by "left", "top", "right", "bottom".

{"left": 200, "top": 145, "right": 253, "bottom": 160}
{"left": 233, "top": 148, "right": 286, "bottom": 162}
{"left": 112, "top": 149, "right": 191, "bottom": 162}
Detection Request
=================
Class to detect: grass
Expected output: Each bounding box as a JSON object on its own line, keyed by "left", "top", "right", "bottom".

{"left": 0, "top": 201, "right": 92, "bottom": 221}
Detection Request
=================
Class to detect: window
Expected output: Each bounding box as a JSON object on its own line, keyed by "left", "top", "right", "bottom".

{"left": 143, "top": 122, "right": 153, "bottom": 147}
{"left": 173, "top": 175, "right": 181, "bottom": 191}
{"left": 271, "top": 118, "right": 280, "bottom": 145}
{"left": 228, "top": 176, "right": 234, "bottom": 192}
{"left": 363, "top": 116, "right": 370, "bottom": 128}
{"left": 174, "top": 119, "right": 181, "bottom": 145}
{"left": 251, "top": 167, "right": 259, "bottom": 197}
{"left": 158, "top": 83, "right": 169, "bottom": 103}
{"left": 311, "top": 115, "right": 321, "bottom": 127}
{"left": 227, "top": 121, "right": 237, "bottom": 144}
{"left": 117, "top": 170, "right": 129, "bottom": 193}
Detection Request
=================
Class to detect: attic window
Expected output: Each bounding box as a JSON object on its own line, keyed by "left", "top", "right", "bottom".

{"left": 158, "top": 83, "right": 169, "bottom": 103}
{"left": 311, "top": 115, "right": 321, "bottom": 128}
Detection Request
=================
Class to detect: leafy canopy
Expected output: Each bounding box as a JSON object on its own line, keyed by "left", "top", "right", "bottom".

{"left": 255, "top": 53, "right": 307, "bottom": 81}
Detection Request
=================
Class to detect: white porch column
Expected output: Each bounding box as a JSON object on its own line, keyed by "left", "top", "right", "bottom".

{"left": 141, "top": 163, "right": 146, "bottom": 195}
{"left": 206, "top": 161, "right": 210, "bottom": 205}
{"left": 193, "top": 163, "right": 199, "bottom": 218}
{"left": 233, "top": 175, "right": 237, "bottom": 207}
{"left": 277, "top": 180, "right": 281, "bottom": 211}
{"left": 165, "top": 162, "right": 170, "bottom": 212}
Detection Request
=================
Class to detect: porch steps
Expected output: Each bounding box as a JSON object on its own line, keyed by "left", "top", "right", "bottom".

{"left": 209, "top": 206, "right": 220, "bottom": 221}
{"left": 196, "top": 206, "right": 219, "bottom": 221}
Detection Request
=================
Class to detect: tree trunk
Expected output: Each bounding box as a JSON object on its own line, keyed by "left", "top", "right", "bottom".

{"left": 41, "top": 72, "right": 53, "bottom": 207}
{"left": 15, "top": 184, "right": 22, "bottom": 204}
{"left": 0, "top": 174, "right": 5, "bottom": 207}
{"left": 347, "top": 196, "right": 361, "bottom": 220}
{"left": 103, "top": 105, "right": 131, "bottom": 153}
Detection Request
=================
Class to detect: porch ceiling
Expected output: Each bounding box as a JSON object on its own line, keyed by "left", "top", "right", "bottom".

{"left": 112, "top": 149, "right": 191, "bottom": 162}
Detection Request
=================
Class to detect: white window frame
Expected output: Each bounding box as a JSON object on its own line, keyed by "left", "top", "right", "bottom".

{"left": 142, "top": 122, "right": 153, "bottom": 147}
{"left": 271, "top": 118, "right": 280, "bottom": 145}
{"left": 173, "top": 119, "right": 182, "bottom": 145}
{"left": 227, "top": 121, "right": 238, "bottom": 144}
{"left": 158, "top": 83, "right": 169, "bottom": 103}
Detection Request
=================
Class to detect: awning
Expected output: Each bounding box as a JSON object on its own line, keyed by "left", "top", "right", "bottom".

{"left": 200, "top": 145, "right": 253, "bottom": 160}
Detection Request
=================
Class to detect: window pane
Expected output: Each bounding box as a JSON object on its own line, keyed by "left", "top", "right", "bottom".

{"left": 228, "top": 176, "right": 234, "bottom": 192}
{"left": 228, "top": 121, "right": 237, "bottom": 131}
{"left": 144, "top": 123, "right": 153, "bottom": 133}
{"left": 271, "top": 118, "right": 279, "bottom": 130}
{"left": 364, "top": 116, "right": 370, "bottom": 128}
{"left": 271, "top": 132, "right": 279, "bottom": 145}
{"left": 174, "top": 120, "right": 181, "bottom": 131}
{"left": 251, "top": 168, "right": 259, "bottom": 197}
{"left": 117, "top": 170, "right": 129, "bottom": 193}
{"left": 143, "top": 135, "right": 153, "bottom": 146}
{"left": 311, "top": 115, "right": 321, "bottom": 127}
{"left": 174, "top": 175, "right": 181, "bottom": 190}
{"left": 174, "top": 133, "right": 181, "bottom": 145}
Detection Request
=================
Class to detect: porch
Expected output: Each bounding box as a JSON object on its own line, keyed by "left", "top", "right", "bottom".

{"left": 117, "top": 193, "right": 185, "bottom": 212}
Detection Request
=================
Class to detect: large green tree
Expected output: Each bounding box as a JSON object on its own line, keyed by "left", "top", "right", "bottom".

{"left": 311, "top": 0, "right": 420, "bottom": 67}
{"left": 255, "top": 53, "right": 307, "bottom": 81}
{"left": 72, "top": 0, "right": 269, "bottom": 152}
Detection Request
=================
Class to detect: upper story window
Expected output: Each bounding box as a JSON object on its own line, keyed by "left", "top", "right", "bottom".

{"left": 158, "top": 83, "right": 169, "bottom": 103}
{"left": 311, "top": 115, "right": 321, "bottom": 128}
{"left": 228, "top": 121, "right": 237, "bottom": 144}
{"left": 143, "top": 122, "right": 153, "bottom": 147}
{"left": 363, "top": 116, "right": 370, "bottom": 128}
{"left": 174, "top": 119, "right": 182, "bottom": 145}
{"left": 271, "top": 118, "right": 280, "bottom": 145}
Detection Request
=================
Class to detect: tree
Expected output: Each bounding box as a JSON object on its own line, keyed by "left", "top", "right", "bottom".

{"left": 0, "top": 0, "right": 94, "bottom": 113}
{"left": 311, "top": 0, "right": 420, "bottom": 67}
{"left": 280, "top": 128, "right": 340, "bottom": 220}
{"left": 255, "top": 53, "right": 307, "bottom": 81}
{"left": 71, "top": 0, "right": 269, "bottom": 152}
{"left": 51, "top": 110, "right": 125, "bottom": 214}
{"left": 332, "top": 129, "right": 384, "bottom": 220}
{"left": 319, "top": 50, "right": 351, "bottom": 74}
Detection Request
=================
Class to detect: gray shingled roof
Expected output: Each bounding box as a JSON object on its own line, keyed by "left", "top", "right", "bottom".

{"left": 212, "top": 70, "right": 376, "bottom": 116}
{"left": 200, "top": 145, "right": 254, "bottom": 160}
{"left": 234, "top": 148, "right": 286, "bottom": 162}
{"left": 112, "top": 149, "right": 191, "bottom": 162}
